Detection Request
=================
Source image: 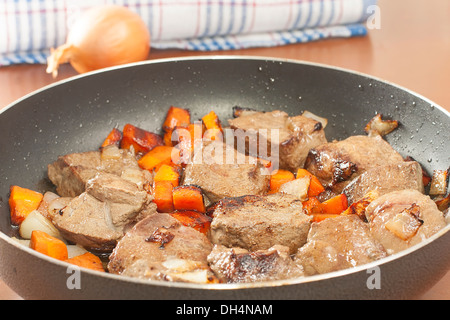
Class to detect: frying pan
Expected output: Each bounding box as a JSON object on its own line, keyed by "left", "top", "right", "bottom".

{"left": 0, "top": 56, "right": 448, "bottom": 300}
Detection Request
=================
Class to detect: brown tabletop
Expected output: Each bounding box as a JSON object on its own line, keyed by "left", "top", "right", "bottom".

{"left": 0, "top": 0, "right": 449, "bottom": 300}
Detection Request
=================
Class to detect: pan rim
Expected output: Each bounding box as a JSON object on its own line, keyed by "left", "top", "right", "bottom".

{"left": 0, "top": 55, "right": 449, "bottom": 292}
{"left": 1, "top": 55, "right": 449, "bottom": 118}
{"left": 1, "top": 221, "right": 449, "bottom": 291}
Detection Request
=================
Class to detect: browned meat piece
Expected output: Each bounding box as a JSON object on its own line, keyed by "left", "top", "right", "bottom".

{"left": 209, "top": 193, "right": 312, "bottom": 254}
{"left": 182, "top": 140, "right": 270, "bottom": 203}
{"left": 365, "top": 189, "right": 446, "bottom": 255}
{"left": 295, "top": 215, "right": 387, "bottom": 276}
{"left": 304, "top": 135, "right": 404, "bottom": 194}
{"left": 47, "top": 151, "right": 101, "bottom": 197}
{"left": 85, "top": 172, "right": 151, "bottom": 227}
{"left": 51, "top": 172, "right": 155, "bottom": 252}
{"left": 207, "top": 244, "right": 304, "bottom": 283}
{"left": 228, "top": 110, "right": 327, "bottom": 171}
{"left": 343, "top": 161, "right": 425, "bottom": 205}
{"left": 47, "top": 145, "right": 151, "bottom": 197}
{"left": 108, "top": 213, "right": 215, "bottom": 283}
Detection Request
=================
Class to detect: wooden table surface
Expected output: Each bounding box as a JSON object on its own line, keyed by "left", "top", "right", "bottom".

{"left": 0, "top": 0, "right": 448, "bottom": 300}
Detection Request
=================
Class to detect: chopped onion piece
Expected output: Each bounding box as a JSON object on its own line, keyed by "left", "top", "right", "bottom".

{"left": 365, "top": 114, "right": 399, "bottom": 137}
{"left": 161, "top": 258, "right": 217, "bottom": 283}
{"left": 121, "top": 167, "right": 146, "bottom": 188}
{"left": 19, "top": 210, "right": 63, "bottom": 241}
{"left": 279, "top": 177, "right": 310, "bottom": 201}
{"left": 172, "top": 269, "right": 212, "bottom": 283}
{"left": 47, "top": 197, "right": 72, "bottom": 220}
{"left": 429, "top": 169, "right": 449, "bottom": 196}
{"left": 302, "top": 110, "right": 328, "bottom": 129}
{"left": 42, "top": 191, "right": 60, "bottom": 206}
{"left": 67, "top": 245, "right": 88, "bottom": 259}
{"left": 232, "top": 106, "right": 258, "bottom": 118}
{"left": 162, "top": 258, "right": 203, "bottom": 273}
{"left": 385, "top": 204, "right": 423, "bottom": 241}
{"left": 101, "top": 144, "right": 122, "bottom": 160}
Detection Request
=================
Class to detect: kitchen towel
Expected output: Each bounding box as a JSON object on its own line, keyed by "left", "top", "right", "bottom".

{"left": 0, "top": 0, "right": 378, "bottom": 66}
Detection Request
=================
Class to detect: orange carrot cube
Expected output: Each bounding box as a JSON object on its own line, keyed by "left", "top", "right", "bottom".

{"left": 296, "top": 169, "right": 325, "bottom": 197}
{"left": 30, "top": 230, "right": 68, "bottom": 261}
{"left": 120, "top": 123, "right": 163, "bottom": 154}
{"left": 66, "top": 252, "right": 105, "bottom": 272}
{"left": 321, "top": 194, "right": 348, "bottom": 215}
{"left": 269, "top": 169, "right": 295, "bottom": 194}
{"left": 172, "top": 185, "right": 206, "bottom": 213}
{"left": 153, "top": 180, "right": 175, "bottom": 213}
{"left": 101, "top": 128, "right": 122, "bottom": 148}
{"left": 162, "top": 106, "right": 191, "bottom": 133}
{"left": 138, "top": 146, "right": 181, "bottom": 172}
{"left": 171, "top": 210, "right": 212, "bottom": 235}
{"left": 9, "top": 186, "right": 44, "bottom": 225}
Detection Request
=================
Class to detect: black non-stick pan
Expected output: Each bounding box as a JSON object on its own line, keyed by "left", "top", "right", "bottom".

{"left": 0, "top": 56, "right": 448, "bottom": 300}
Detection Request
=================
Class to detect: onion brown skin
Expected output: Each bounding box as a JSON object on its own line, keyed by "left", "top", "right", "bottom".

{"left": 47, "top": 5, "right": 150, "bottom": 77}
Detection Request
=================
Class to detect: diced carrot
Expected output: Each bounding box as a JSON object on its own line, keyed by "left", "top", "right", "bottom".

{"left": 302, "top": 197, "right": 323, "bottom": 215}
{"left": 172, "top": 123, "right": 204, "bottom": 163}
{"left": 120, "top": 123, "right": 164, "bottom": 154}
{"left": 30, "top": 230, "right": 68, "bottom": 261}
{"left": 202, "top": 111, "right": 223, "bottom": 141}
{"left": 163, "top": 128, "right": 174, "bottom": 146}
{"left": 66, "top": 252, "right": 105, "bottom": 272}
{"left": 177, "top": 123, "right": 204, "bottom": 149}
{"left": 171, "top": 210, "right": 212, "bottom": 235}
{"left": 173, "top": 185, "right": 206, "bottom": 213}
{"left": 162, "top": 106, "right": 191, "bottom": 133}
{"left": 311, "top": 213, "right": 342, "bottom": 223}
{"left": 152, "top": 164, "right": 181, "bottom": 212}
{"left": 138, "top": 145, "right": 181, "bottom": 172}
{"left": 9, "top": 186, "right": 44, "bottom": 225}
{"left": 269, "top": 169, "right": 295, "bottom": 194}
{"left": 101, "top": 128, "right": 123, "bottom": 148}
{"left": 154, "top": 164, "right": 180, "bottom": 187}
{"left": 321, "top": 194, "right": 348, "bottom": 215}
{"left": 429, "top": 169, "right": 449, "bottom": 196}
{"left": 153, "top": 180, "right": 175, "bottom": 213}
{"left": 296, "top": 168, "right": 325, "bottom": 197}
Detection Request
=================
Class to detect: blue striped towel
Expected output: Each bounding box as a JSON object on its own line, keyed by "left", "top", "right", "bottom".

{"left": 0, "top": 0, "right": 377, "bottom": 66}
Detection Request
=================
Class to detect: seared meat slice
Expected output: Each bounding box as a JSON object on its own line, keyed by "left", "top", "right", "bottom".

{"left": 365, "top": 189, "right": 446, "bottom": 254}
{"left": 209, "top": 193, "right": 312, "bottom": 254}
{"left": 108, "top": 213, "right": 215, "bottom": 283}
{"left": 47, "top": 145, "right": 151, "bottom": 197}
{"left": 48, "top": 151, "right": 101, "bottom": 197}
{"left": 228, "top": 110, "right": 327, "bottom": 171}
{"left": 208, "top": 244, "right": 304, "bottom": 283}
{"left": 304, "top": 135, "right": 404, "bottom": 194}
{"left": 182, "top": 140, "right": 270, "bottom": 203}
{"left": 51, "top": 172, "right": 154, "bottom": 252}
{"left": 85, "top": 172, "right": 152, "bottom": 227}
{"left": 52, "top": 193, "right": 122, "bottom": 251}
{"left": 295, "top": 215, "right": 387, "bottom": 276}
{"left": 343, "top": 161, "right": 425, "bottom": 205}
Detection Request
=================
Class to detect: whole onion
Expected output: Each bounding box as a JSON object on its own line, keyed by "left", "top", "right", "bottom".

{"left": 47, "top": 5, "right": 150, "bottom": 77}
